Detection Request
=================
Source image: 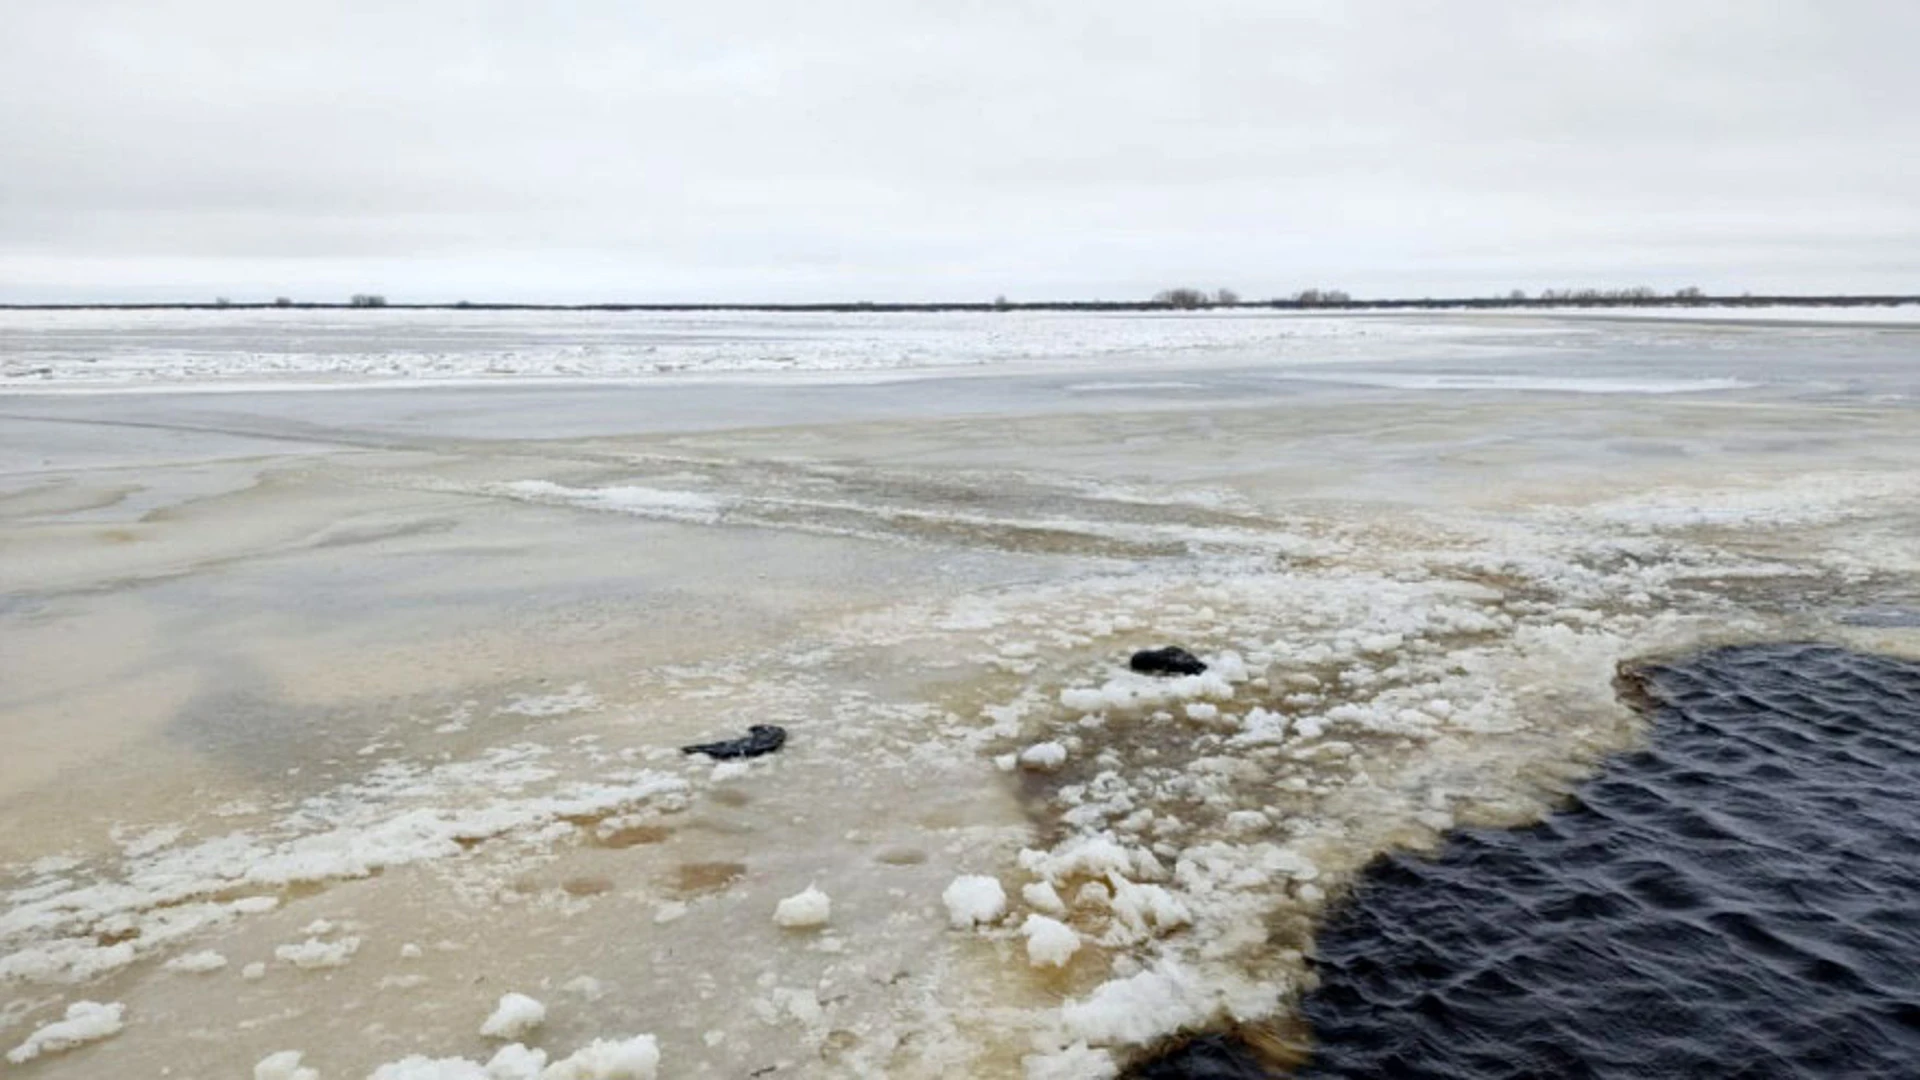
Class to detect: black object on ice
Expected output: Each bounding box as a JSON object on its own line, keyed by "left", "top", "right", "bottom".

{"left": 1130, "top": 646, "right": 1208, "bottom": 677}
{"left": 681, "top": 724, "right": 788, "bottom": 760}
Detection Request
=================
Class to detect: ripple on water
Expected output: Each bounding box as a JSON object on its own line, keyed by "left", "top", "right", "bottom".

{"left": 1295, "top": 643, "right": 1920, "bottom": 1080}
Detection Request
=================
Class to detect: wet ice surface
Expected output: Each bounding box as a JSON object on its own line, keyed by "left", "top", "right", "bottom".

{"left": 1298, "top": 644, "right": 1920, "bottom": 1080}
{"left": 0, "top": 311, "right": 1917, "bottom": 1076}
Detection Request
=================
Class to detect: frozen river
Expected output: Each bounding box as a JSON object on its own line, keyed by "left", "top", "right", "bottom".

{"left": 1, "top": 309, "right": 1916, "bottom": 1077}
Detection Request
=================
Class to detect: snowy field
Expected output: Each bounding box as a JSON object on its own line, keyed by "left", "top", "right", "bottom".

{"left": 1516, "top": 303, "right": 1920, "bottom": 326}
{"left": 1, "top": 310, "right": 1918, "bottom": 1077}
{"left": 0, "top": 308, "right": 1483, "bottom": 389}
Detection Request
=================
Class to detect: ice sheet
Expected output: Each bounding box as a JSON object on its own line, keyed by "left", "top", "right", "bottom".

{"left": 2, "top": 311, "right": 1916, "bottom": 1076}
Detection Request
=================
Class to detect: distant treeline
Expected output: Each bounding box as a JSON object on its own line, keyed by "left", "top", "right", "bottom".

{"left": 4, "top": 294, "right": 1918, "bottom": 313}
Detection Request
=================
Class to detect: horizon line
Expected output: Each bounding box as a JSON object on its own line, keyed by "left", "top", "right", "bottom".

{"left": 5, "top": 293, "right": 1920, "bottom": 314}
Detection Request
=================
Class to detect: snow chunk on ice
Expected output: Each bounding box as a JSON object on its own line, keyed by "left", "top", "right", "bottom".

{"left": 1021, "top": 914, "right": 1081, "bottom": 968}
{"left": 1106, "top": 879, "right": 1192, "bottom": 941}
{"left": 1019, "top": 834, "right": 1165, "bottom": 886}
{"left": 275, "top": 935, "right": 360, "bottom": 969}
{"left": 1019, "top": 741, "right": 1069, "bottom": 771}
{"left": 1062, "top": 965, "right": 1212, "bottom": 1045}
{"left": 6, "top": 1000, "right": 125, "bottom": 1064}
{"left": 1174, "top": 842, "right": 1319, "bottom": 890}
{"left": 943, "top": 875, "right": 1008, "bottom": 928}
{"left": 480, "top": 992, "right": 547, "bottom": 1040}
{"left": 1210, "top": 652, "right": 1250, "bottom": 683}
{"left": 1022, "top": 880, "right": 1067, "bottom": 916}
{"left": 1058, "top": 688, "right": 1109, "bottom": 713}
{"left": 255, "top": 1050, "right": 319, "bottom": 1080}
{"left": 1059, "top": 671, "right": 1233, "bottom": 716}
{"left": 1358, "top": 632, "right": 1403, "bottom": 655}
{"left": 1224, "top": 810, "right": 1269, "bottom": 835}
{"left": 773, "top": 885, "right": 831, "bottom": 929}
{"left": 164, "top": 949, "right": 229, "bottom": 973}
{"left": 369, "top": 1055, "right": 490, "bottom": 1079}
{"left": 0, "top": 939, "right": 135, "bottom": 984}
{"left": 1024, "top": 1041, "right": 1118, "bottom": 1080}
{"left": 539, "top": 1034, "right": 660, "bottom": 1079}
{"left": 486, "top": 1043, "right": 548, "bottom": 1079}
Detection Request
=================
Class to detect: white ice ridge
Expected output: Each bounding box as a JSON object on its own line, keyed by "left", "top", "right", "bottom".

{"left": 6, "top": 1000, "right": 125, "bottom": 1064}
{"left": 478, "top": 476, "right": 1340, "bottom": 563}
{"left": 494, "top": 481, "right": 727, "bottom": 525}
{"left": 0, "top": 746, "right": 687, "bottom": 987}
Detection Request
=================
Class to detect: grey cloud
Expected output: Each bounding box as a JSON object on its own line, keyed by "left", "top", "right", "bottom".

{"left": 2, "top": 1, "right": 1914, "bottom": 301}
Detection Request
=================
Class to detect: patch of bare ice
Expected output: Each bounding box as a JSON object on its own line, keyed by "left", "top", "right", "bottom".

{"left": 0, "top": 746, "right": 686, "bottom": 987}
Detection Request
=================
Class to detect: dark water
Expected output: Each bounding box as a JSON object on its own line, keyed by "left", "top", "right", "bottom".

{"left": 1286, "top": 643, "right": 1920, "bottom": 1079}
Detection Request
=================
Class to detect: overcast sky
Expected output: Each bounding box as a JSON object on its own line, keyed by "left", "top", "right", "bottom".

{"left": 2, "top": 1, "right": 1914, "bottom": 303}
